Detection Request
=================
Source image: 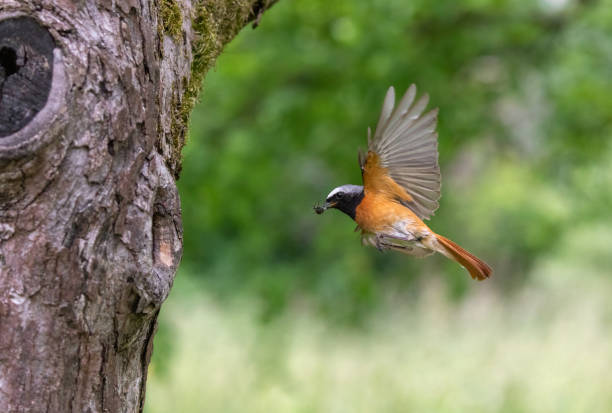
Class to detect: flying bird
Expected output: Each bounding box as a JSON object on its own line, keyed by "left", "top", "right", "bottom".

{"left": 314, "top": 85, "right": 492, "bottom": 280}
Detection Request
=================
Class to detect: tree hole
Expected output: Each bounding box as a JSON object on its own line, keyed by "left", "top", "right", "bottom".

{"left": 0, "top": 47, "right": 18, "bottom": 76}
{"left": 0, "top": 17, "right": 56, "bottom": 138}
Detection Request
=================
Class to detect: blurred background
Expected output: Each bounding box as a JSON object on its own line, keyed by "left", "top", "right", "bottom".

{"left": 145, "top": 0, "right": 612, "bottom": 411}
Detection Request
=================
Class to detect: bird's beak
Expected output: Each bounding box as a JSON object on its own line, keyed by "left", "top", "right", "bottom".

{"left": 314, "top": 201, "right": 336, "bottom": 215}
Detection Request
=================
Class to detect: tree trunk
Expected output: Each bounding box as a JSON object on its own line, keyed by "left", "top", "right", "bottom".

{"left": 0, "top": 0, "right": 276, "bottom": 411}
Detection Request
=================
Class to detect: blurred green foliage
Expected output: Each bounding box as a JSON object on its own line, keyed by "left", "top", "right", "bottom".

{"left": 177, "top": 0, "right": 612, "bottom": 321}
{"left": 146, "top": 1, "right": 612, "bottom": 411}
{"left": 146, "top": 274, "right": 612, "bottom": 413}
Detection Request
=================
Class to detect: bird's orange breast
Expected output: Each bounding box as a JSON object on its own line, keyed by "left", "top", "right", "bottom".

{"left": 355, "top": 192, "right": 425, "bottom": 233}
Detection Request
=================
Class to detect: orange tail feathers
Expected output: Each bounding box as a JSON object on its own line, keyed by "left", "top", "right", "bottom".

{"left": 435, "top": 234, "right": 492, "bottom": 281}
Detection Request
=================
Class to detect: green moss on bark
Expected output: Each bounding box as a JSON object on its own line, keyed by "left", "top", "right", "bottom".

{"left": 180, "top": 1, "right": 256, "bottom": 129}
{"left": 160, "top": 0, "right": 183, "bottom": 39}
{"left": 165, "top": 0, "right": 277, "bottom": 175}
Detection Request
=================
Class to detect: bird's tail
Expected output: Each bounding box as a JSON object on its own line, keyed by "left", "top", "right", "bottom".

{"left": 434, "top": 234, "right": 492, "bottom": 281}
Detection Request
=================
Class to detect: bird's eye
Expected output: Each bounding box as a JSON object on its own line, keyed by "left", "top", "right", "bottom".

{"left": 336, "top": 192, "right": 344, "bottom": 198}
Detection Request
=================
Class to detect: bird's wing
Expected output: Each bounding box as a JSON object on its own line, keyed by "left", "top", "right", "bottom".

{"left": 359, "top": 85, "right": 441, "bottom": 220}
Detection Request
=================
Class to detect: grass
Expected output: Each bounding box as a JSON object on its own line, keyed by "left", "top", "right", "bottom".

{"left": 145, "top": 266, "right": 612, "bottom": 413}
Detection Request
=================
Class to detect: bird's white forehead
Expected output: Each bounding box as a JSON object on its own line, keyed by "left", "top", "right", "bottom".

{"left": 326, "top": 185, "right": 363, "bottom": 199}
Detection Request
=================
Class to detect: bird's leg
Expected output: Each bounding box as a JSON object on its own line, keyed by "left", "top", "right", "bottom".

{"left": 375, "top": 234, "right": 386, "bottom": 252}
{"left": 383, "top": 233, "right": 416, "bottom": 243}
{"left": 376, "top": 233, "right": 417, "bottom": 251}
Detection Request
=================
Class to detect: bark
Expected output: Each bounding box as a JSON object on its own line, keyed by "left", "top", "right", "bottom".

{"left": 0, "top": 0, "right": 276, "bottom": 411}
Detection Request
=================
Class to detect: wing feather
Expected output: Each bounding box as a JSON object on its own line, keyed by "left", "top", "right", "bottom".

{"left": 374, "top": 88, "right": 395, "bottom": 140}
{"left": 384, "top": 96, "right": 429, "bottom": 144}
{"left": 362, "top": 85, "right": 441, "bottom": 220}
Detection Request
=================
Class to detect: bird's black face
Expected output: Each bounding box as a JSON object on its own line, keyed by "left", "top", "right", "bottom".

{"left": 314, "top": 184, "right": 365, "bottom": 220}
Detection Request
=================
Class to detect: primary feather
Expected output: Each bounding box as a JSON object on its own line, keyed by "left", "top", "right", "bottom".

{"left": 365, "top": 85, "right": 441, "bottom": 220}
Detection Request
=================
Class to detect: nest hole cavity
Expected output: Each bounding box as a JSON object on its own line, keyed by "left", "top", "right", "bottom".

{"left": 0, "top": 47, "right": 18, "bottom": 77}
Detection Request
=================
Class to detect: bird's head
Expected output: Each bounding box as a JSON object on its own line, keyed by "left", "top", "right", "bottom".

{"left": 314, "top": 184, "right": 364, "bottom": 219}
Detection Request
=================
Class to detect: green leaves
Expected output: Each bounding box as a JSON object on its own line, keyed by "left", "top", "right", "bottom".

{"left": 178, "top": 0, "right": 612, "bottom": 317}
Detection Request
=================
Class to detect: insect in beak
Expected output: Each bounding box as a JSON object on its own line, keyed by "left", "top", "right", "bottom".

{"left": 314, "top": 201, "right": 336, "bottom": 214}
{"left": 313, "top": 201, "right": 327, "bottom": 214}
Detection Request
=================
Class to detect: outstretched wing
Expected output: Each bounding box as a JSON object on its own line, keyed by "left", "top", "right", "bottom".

{"left": 360, "top": 85, "right": 441, "bottom": 220}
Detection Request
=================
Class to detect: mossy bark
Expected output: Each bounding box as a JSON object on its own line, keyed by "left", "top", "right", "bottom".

{"left": 161, "top": 0, "right": 279, "bottom": 177}
{"left": 0, "top": 0, "right": 277, "bottom": 412}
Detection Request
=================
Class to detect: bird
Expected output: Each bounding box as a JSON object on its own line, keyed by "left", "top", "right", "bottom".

{"left": 314, "top": 85, "right": 492, "bottom": 280}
